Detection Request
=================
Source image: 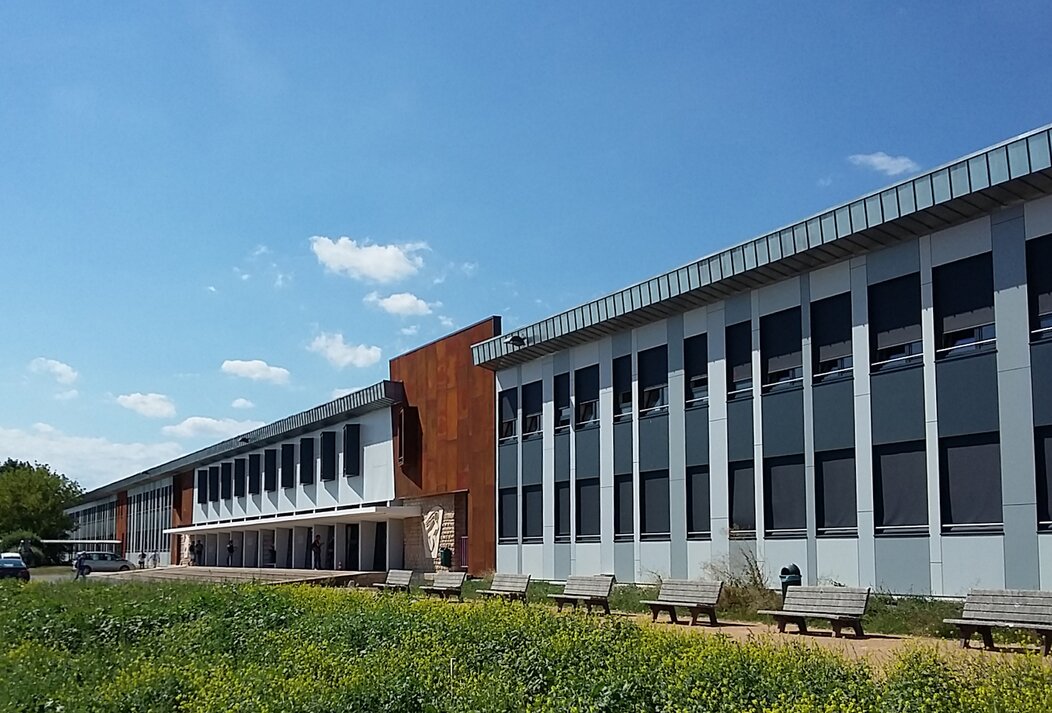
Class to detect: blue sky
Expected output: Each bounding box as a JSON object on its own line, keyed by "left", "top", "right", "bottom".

{"left": 2, "top": 3, "right": 1050, "bottom": 489}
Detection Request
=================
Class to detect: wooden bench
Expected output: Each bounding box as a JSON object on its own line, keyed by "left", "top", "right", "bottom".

{"left": 547, "top": 574, "right": 615, "bottom": 614}
{"left": 944, "top": 589, "right": 1052, "bottom": 655}
{"left": 640, "top": 579, "right": 723, "bottom": 626}
{"left": 372, "top": 569, "right": 413, "bottom": 593}
{"left": 757, "top": 586, "right": 870, "bottom": 638}
{"left": 420, "top": 571, "right": 467, "bottom": 601}
{"left": 478, "top": 573, "right": 531, "bottom": 602}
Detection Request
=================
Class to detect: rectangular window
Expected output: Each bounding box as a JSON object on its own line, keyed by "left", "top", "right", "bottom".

{"left": 684, "top": 334, "right": 709, "bottom": 406}
{"left": 575, "top": 476, "right": 601, "bottom": 540}
{"left": 575, "top": 365, "right": 600, "bottom": 428}
{"left": 816, "top": 450, "right": 857, "bottom": 535}
{"left": 640, "top": 470, "right": 670, "bottom": 539}
{"left": 939, "top": 433, "right": 1002, "bottom": 531}
{"left": 1027, "top": 234, "right": 1052, "bottom": 339}
{"left": 499, "top": 389, "right": 518, "bottom": 441}
{"left": 763, "top": 455, "right": 806, "bottom": 536}
{"left": 320, "top": 431, "right": 337, "bottom": 481}
{"left": 208, "top": 466, "right": 220, "bottom": 502}
{"left": 220, "top": 462, "right": 232, "bottom": 500}
{"left": 264, "top": 449, "right": 278, "bottom": 492}
{"left": 638, "top": 345, "right": 669, "bottom": 414}
{"left": 554, "top": 373, "right": 571, "bottom": 431}
{"left": 248, "top": 454, "right": 261, "bottom": 495}
{"left": 521, "top": 381, "right": 543, "bottom": 437}
{"left": 729, "top": 460, "right": 755, "bottom": 534}
{"left": 234, "top": 458, "right": 246, "bottom": 497}
{"left": 686, "top": 466, "right": 710, "bottom": 538}
{"left": 555, "top": 480, "right": 571, "bottom": 541}
{"left": 726, "top": 321, "right": 753, "bottom": 398}
{"left": 196, "top": 469, "right": 208, "bottom": 504}
{"left": 280, "top": 444, "right": 296, "bottom": 488}
{"left": 522, "top": 484, "right": 543, "bottom": 542}
{"left": 811, "top": 293, "right": 853, "bottom": 381}
{"left": 613, "top": 355, "right": 632, "bottom": 421}
{"left": 343, "top": 424, "right": 361, "bottom": 476}
{"left": 760, "top": 308, "right": 803, "bottom": 391}
{"left": 869, "top": 273, "right": 923, "bottom": 370}
{"left": 1037, "top": 427, "right": 1052, "bottom": 529}
{"left": 933, "top": 253, "right": 995, "bottom": 358}
{"left": 874, "top": 441, "right": 928, "bottom": 532}
{"left": 300, "top": 438, "right": 315, "bottom": 484}
{"left": 614, "top": 472, "right": 633, "bottom": 540}
{"left": 498, "top": 487, "right": 517, "bottom": 543}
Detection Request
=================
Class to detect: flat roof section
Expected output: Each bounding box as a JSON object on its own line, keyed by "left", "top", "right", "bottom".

{"left": 472, "top": 123, "right": 1052, "bottom": 371}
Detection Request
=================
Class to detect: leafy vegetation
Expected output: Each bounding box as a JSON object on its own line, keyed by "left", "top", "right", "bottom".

{"left": 2, "top": 580, "right": 1050, "bottom": 712}
{"left": 0, "top": 459, "right": 83, "bottom": 564}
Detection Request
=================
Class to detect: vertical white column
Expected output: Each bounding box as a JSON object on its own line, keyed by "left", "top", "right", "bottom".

{"left": 919, "top": 235, "right": 944, "bottom": 595}
{"left": 850, "top": 256, "right": 877, "bottom": 588}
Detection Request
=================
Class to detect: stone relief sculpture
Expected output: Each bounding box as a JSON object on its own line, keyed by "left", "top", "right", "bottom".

{"left": 423, "top": 506, "right": 445, "bottom": 559}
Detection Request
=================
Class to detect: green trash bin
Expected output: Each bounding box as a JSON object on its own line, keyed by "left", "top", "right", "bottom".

{"left": 439, "top": 547, "right": 453, "bottom": 568}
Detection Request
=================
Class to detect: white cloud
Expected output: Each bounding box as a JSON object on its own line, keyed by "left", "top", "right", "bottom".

{"left": 847, "top": 151, "right": 920, "bottom": 177}
{"left": 439, "top": 316, "right": 454, "bottom": 328}
{"left": 399, "top": 325, "right": 419, "bottom": 336}
{"left": 817, "top": 176, "right": 833, "bottom": 188}
{"left": 0, "top": 423, "right": 184, "bottom": 491}
{"left": 231, "top": 397, "right": 255, "bottom": 409}
{"left": 274, "top": 272, "right": 290, "bottom": 288}
{"left": 28, "top": 357, "right": 78, "bottom": 385}
{"left": 364, "top": 291, "right": 435, "bottom": 316}
{"left": 461, "top": 261, "right": 478, "bottom": 276}
{"left": 54, "top": 389, "right": 79, "bottom": 401}
{"left": 221, "top": 359, "right": 290, "bottom": 384}
{"left": 310, "top": 236, "right": 427, "bottom": 283}
{"left": 308, "top": 332, "right": 382, "bottom": 369}
{"left": 162, "top": 416, "right": 265, "bottom": 439}
{"left": 116, "top": 392, "right": 176, "bottom": 418}
{"left": 206, "top": 285, "right": 217, "bottom": 293}
{"left": 251, "top": 244, "right": 271, "bottom": 257}
{"left": 330, "top": 387, "right": 362, "bottom": 399}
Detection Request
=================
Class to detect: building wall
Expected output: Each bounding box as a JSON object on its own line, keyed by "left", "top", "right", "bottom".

{"left": 390, "top": 317, "right": 500, "bottom": 575}
{"left": 492, "top": 202, "right": 1052, "bottom": 595}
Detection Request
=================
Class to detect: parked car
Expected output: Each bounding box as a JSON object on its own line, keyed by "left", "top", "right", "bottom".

{"left": 71, "top": 551, "right": 133, "bottom": 574}
{"left": 0, "top": 556, "right": 30, "bottom": 581}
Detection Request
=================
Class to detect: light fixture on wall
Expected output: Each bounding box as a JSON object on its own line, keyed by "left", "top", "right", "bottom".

{"left": 504, "top": 334, "right": 528, "bottom": 348}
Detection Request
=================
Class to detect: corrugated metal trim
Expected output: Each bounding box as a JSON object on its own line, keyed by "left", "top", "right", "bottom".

{"left": 473, "top": 123, "right": 1052, "bottom": 370}
{"left": 78, "top": 381, "right": 403, "bottom": 501}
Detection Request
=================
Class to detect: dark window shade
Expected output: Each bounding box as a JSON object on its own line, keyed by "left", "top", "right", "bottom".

{"left": 280, "top": 444, "right": 296, "bottom": 488}
{"left": 499, "top": 389, "right": 518, "bottom": 440}
{"left": 640, "top": 470, "right": 670, "bottom": 537}
{"left": 498, "top": 488, "right": 517, "bottom": 542}
{"left": 869, "top": 274, "right": 923, "bottom": 364}
{"left": 208, "top": 466, "right": 220, "bottom": 502}
{"left": 816, "top": 450, "right": 857, "bottom": 531}
{"left": 726, "top": 321, "right": 753, "bottom": 395}
{"left": 729, "top": 461, "right": 756, "bottom": 532}
{"left": 614, "top": 472, "right": 633, "bottom": 537}
{"left": 220, "top": 463, "right": 232, "bottom": 499}
{"left": 521, "top": 381, "right": 543, "bottom": 435}
{"left": 196, "top": 469, "right": 208, "bottom": 504}
{"left": 874, "top": 441, "right": 928, "bottom": 529}
{"left": 1037, "top": 427, "right": 1052, "bottom": 526}
{"left": 939, "top": 433, "right": 1002, "bottom": 527}
{"left": 264, "top": 449, "right": 278, "bottom": 492}
{"left": 763, "top": 455, "right": 806, "bottom": 533}
{"left": 554, "top": 373, "right": 571, "bottom": 430}
{"left": 299, "top": 438, "right": 315, "bottom": 484}
{"left": 320, "top": 431, "right": 337, "bottom": 481}
{"left": 234, "top": 459, "right": 246, "bottom": 497}
{"left": 613, "top": 355, "right": 632, "bottom": 420}
{"left": 638, "top": 346, "right": 669, "bottom": 412}
{"left": 576, "top": 476, "right": 601, "bottom": 538}
{"left": 248, "top": 454, "right": 262, "bottom": 494}
{"left": 522, "top": 484, "right": 543, "bottom": 541}
{"left": 684, "top": 334, "right": 709, "bottom": 404}
{"left": 687, "top": 466, "right": 710, "bottom": 536}
{"left": 933, "top": 254, "right": 995, "bottom": 352}
{"left": 811, "top": 294, "right": 853, "bottom": 376}
{"left": 760, "top": 308, "right": 803, "bottom": 387}
{"left": 575, "top": 365, "right": 600, "bottom": 427}
{"left": 1027, "top": 235, "right": 1052, "bottom": 332}
{"left": 343, "top": 424, "right": 361, "bottom": 476}
{"left": 555, "top": 481, "right": 571, "bottom": 539}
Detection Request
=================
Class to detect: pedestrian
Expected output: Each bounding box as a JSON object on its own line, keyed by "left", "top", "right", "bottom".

{"left": 194, "top": 540, "right": 204, "bottom": 566}
{"left": 266, "top": 544, "right": 277, "bottom": 568}
{"left": 73, "top": 551, "right": 86, "bottom": 581}
{"left": 18, "top": 539, "right": 31, "bottom": 566}
{"left": 138, "top": 551, "right": 146, "bottom": 569}
{"left": 149, "top": 551, "right": 159, "bottom": 568}
{"left": 310, "top": 534, "right": 323, "bottom": 570}
{"left": 226, "top": 539, "right": 235, "bottom": 567}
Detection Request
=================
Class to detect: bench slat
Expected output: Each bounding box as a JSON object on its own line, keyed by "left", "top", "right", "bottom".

{"left": 430, "top": 572, "right": 466, "bottom": 589}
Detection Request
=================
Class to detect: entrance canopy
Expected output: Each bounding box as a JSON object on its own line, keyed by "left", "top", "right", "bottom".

{"left": 163, "top": 505, "right": 420, "bottom": 536}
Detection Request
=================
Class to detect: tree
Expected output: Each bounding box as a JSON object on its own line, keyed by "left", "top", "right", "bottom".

{"left": 0, "top": 459, "right": 83, "bottom": 542}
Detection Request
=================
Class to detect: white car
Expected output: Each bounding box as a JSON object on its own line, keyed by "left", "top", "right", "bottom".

{"left": 0, "top": 552, "right": 22, "bottom": 561}
{"left": 71, "top": 551, "right": 133, "bottom": 574}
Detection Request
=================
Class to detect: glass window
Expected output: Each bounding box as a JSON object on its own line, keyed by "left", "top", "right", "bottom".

{"left": 939, "top": 433, "right": 1002, "bottom": 531}
{"left": 554, "top": 373, "right": 571, "bottom": 431}
{"left": 874, "top": 441, "right": 928, "bottom": 532}
{"left": 574, "top": 366, "right": 600, "bottom": 428}
{"left": 264, "top": 449, "right": 278, "bottom": 491}
{"left": 499, "top": 389, "right": 518, "bottom": 441}
{"left": 614, "top": 473, "right": 633, "bottom": 540}
{"left": 220, "top": 463, "right": 232, "bottom": 499}
{"left": 299, "top": 437, "right": 315, "bottom": 484}
{"left": 686, "top": 466, "right": 710, "bottom": 537}
{"left": 933, "top": 253, "right": 995, "bottom": 358}
{"left": 280, "top": 444, "right": 296, "bottom": 488}
{"left": 555, "top": 481, "right": 571, "bottom": 541}
{"left": 729, "top": 461, "right": 755, "bottom": 533}
{"left": 1037, "top": 427, "right": 1052, "bottom": 530}
{"left": 684, "top": 334, "right": 709, "bottom": 406}
{"left": 521, "top": 382, "right": 542, "bottom": 437}
{"left": 575, "top": 476, "right": 601, "bottom": 539}
{"left": 196, "top": 469, "right": 208, "bottom": 504}
{"left": 320, "top": 432, "right": 337, "bottom": 480}
{"left": 869, "top": 273, "right": 923, "bottom": 370}
{"left": 816, "top": 450, "right": 857, "bottom": 535}
{"left": 726, "top": 321, "right": 753, "bottom": 398}
{"left": 613, "top": 355, "right": 632, "bottom": 421}
{"left": 1027, "top": 235, "right": 1052, "bottom": 338}
{"left": 640, "top": 470, "right": 670, "bottom": 539}
{"left": 234, "top": 459, "right": 246, "bottom": 497}
{"left": 811, "top": 293, "right": 853, "bottom": 380}
{"left": 498, "top": 488, "right": 517, "bottom": 543}
{"left": 638, "top": 346, "right": 669, "bottom": 414}
{"left": 522, "top": 484, "right": 543, "bottom": 542}
{"left": 248, "top": 454, "right": 262, "bottom": 494}
{"left": 763, "top": 456, "right": 806, "bottom": 535}
{"left": 760, "top": 307, "right": 802, "bottom": 390}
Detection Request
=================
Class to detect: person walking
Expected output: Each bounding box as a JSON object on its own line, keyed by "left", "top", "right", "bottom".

{"left": 310, "top": 535, "right": 323, "bottom": 570}
{"left": 149, "top": 551, "right": 159, "bottom": 568}
{"left": 138, "top": 551, "right": 146, "bottom": 570}
{"left": 226, "top": 539, "right": 235, "bottom": 567}
{"left": 73, "top": 551, "right": 86, "bottom": 581}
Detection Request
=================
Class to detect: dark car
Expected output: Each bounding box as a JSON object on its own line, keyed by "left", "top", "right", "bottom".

{"left": 0, "top": 556, "right": 30, "bottom": 582}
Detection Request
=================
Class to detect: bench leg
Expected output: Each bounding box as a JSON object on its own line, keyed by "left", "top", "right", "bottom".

{"left": 689, "top": 608, "right": 699, "bottom": 626}
{"left": 852, "top": 621, "right": 864, "bottom": 639}
{"left": 649, "top": 605, "right": 659, "bottom": 622}
{"left": 708, "top": 610, "right": 719, "bottom": 627}
{"left": 958, "top": 624, "right": 974, "bottom": 649}
{"left": 776, "top": 617, "right": 787, "bottom": 634}
{"left": 979, "top": 626, "right": 994, "bottom": 651}
{"left": 796, "top": 618, "right": 808, "bottom": 635}
{"left": 668, "top": 607, "right": 678, "bottom": 625}
{"left": 602, "top": 601, "right": 610, "bottom": 615}
{"left": 1041, "top": 631, "right": 1052, "bottom": 656}
{"left": 556, "top": 600, "right": 564, "bottom": 612}
{"left": 831, "top": 622, "right": 842, "bottom": 639}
